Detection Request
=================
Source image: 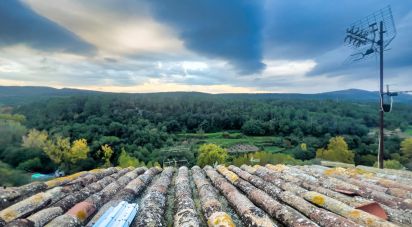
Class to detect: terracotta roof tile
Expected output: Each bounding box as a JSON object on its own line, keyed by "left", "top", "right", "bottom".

{"left": 0, "top": 163, "right": 411, "bottom": 227}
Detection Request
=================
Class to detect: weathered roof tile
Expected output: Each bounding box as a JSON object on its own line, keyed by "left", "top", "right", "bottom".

{"left": 1, "top": 163, "right": 411, "bottom": 227}
{"left": 132, "top": 167, "right": 174, "bottom": 227}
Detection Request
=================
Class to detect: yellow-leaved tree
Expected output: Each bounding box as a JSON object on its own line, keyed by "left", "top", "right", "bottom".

{"left": 100, "top": 144, "right": 113, "bottom": 167}
{"left": 43, "top": 136, "right": 70, "bottom": 164}
{"left": 68, "top": 139, "right": 90, "bottom": 164}
{"left": 401, "top": 138, "right": 412, "bottom": 159}
{"left": 118, "top": 148, "right": 141, "bottom": 168}
{"left": 300, "top": 143, "right": 307, "bottom": 151}
{"left": 43, "top": 136, "right": 90, "bottom": 171}
{"left": 22, "top": 129, "right": 48, "bottom": 149}
{"left": 316, "top": 136, "right": 354, "bottom": 164}
{"left": 197, "top": 144, "right": 228, "bottom": 167}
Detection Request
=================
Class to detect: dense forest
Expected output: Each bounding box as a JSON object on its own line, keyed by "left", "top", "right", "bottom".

{"left": 1, "top": 91, "right": 412, "bottom": 186}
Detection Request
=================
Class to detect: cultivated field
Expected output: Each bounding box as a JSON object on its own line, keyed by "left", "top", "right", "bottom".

{"left": 178, "top": 132, "right": 284, "bottom": 153}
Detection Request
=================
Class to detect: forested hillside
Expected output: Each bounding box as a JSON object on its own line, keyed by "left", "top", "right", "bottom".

{"left": 1, "top": 91, "right": 412, "bottom": 186}
{"left": 2, "top": 86, "right": 412, "bottom": 104}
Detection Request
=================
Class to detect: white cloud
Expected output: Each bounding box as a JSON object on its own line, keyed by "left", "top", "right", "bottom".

{"left": 71, "top": 79, "right": 266, "bottom": 94}
{"left": 262, "top": 59, "right": 317, "bottom": 77}
{"left": 23, "top": 0, "right": 185, "bottom": 56}
{"left": 0, "top": 59, "right": 22, "bottom": 73}
{"left": 182, "top": 61, "right": 208, "bottom": 71}
{"left": 182, "top": 61, "right": 208, "bottom": 76}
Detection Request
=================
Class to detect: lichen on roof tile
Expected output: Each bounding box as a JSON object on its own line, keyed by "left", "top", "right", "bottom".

{"left": 0, "top": 164, "right": 411, "bottom": 227}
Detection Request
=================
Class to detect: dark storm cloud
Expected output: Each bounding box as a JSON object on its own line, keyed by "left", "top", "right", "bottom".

{"left": 0, "top": 0, "right": 95, "bottom": 54}
{"left": 264, "top": 0, "right": 412, "bottom": 79}
{"left": 145, "top": 0, "right": 265, "bottom": 75}
{"left": 308, "top": 9, "right": 412, "bottom": 78}
{"left": 265, "top": 1, "right": 411, "bottom": 58}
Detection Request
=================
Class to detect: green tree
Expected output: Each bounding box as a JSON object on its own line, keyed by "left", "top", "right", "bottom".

{"left": 241, "top": 119, "right": 265, "bottom": 136}
{"left": 118, "top": 148, "right": 140, "bottom": 167}
{"left": 0, "top": 114, "right": 26, "bottom": 123}
{"left": 288, "top": 144, "right": 314, "bottom": 161}
{"left": 17, "top": 157, "right": 42, "bottom": 172}
{"left": 401, "top": 138, "right": 412, "bottom": 159}
{"left": 316, "top": 136, "right": 355, "bottom": 164}
{"left": 197, "top": 144, "right": 228, "bottom": 167}
{"left": 0, "top": 161, "right": 30, "bottom": 187}
{"left": 357, "top": 154, "right": 377, "bottom": 166}
{"left": 0, "top": 120, "right": 26, "bottom": 148}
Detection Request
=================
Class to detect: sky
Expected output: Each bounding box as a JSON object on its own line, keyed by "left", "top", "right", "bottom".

{"left": 0, "top": 0, "right": 411, "bottom": 93}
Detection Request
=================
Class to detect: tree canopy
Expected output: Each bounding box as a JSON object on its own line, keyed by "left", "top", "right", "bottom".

{"left": 43, "top": 136, "right": 90, "bottom": 171}
{"left": 1, "top": 93, "right": 411, "bottom": 186}
{"left": 197, "top": 144, "right": 228, "bottom": 167}
{"left": 401, "top": 138, "right": 412, "bottom": 159}
{"left": 118, "top": 148, "right": 141, "bottom": 168}
{"left": 316, "top": 136, "right": 355, "bottom": 164}
{"left": 100, "top": 144, "right": 113, "bottom": 167}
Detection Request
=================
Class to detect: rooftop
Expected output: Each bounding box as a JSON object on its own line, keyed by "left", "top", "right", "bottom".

{"left": 0, "top": 163, "right": 411, "bottom": 227}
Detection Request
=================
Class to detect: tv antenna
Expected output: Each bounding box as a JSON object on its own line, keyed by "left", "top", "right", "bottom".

{"left": 344, "top": 5, "right": 396, "bottom": 169}
{"left": 382, "top": 85, "right": 412, "bottom": 112}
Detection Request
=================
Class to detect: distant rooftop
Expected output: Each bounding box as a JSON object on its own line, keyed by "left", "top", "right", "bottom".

{"left": 0, "top": 163, "right": 411, "bottom": 226}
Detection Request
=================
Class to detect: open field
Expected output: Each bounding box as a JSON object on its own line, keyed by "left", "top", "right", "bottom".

{"left": 262, "top": 145, "right": 284, "bottom": 153}
{"left": 406, "top": 126, "right": 412, "bottom": 136}
{"left": 178, "top": 132, "right": 284, "bottom": 153}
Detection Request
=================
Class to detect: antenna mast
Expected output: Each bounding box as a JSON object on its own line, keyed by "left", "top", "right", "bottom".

{"left": 344, "top": 6, "right": 396, "bottom": 169}
{"left": 378, "top": 20, "right": 384, "bottom": 169}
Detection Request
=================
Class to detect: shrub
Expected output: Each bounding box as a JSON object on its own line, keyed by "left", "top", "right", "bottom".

{"left": 357, "top": 154, "right": 377, "bottom": 166}
{"left": 197, "top": 144, "right": 228, "bottom": 167}
{"left": 1, "top": 147, "right": 43, "bottom": 167}
{"left": 222, "top": 132, "right": 230, "bottom": 138}
{"left": 374, "top": 159, "right": 404, "bottom": 170}
{"left": 118, "top": 148, "right": 142, "bottom": 167}
{"left": 17, "top": 157, "right": 42, "bottom": 172}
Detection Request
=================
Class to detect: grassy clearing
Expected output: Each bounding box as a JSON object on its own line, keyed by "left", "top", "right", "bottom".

{"left": 178, "top": 132, "right": 284, "bottom": 153}
{"left": 406, "top": 126, "right": 412, "bottom": 136}
{"left": 262, "top": 146, "right": 284, "bottom": 153}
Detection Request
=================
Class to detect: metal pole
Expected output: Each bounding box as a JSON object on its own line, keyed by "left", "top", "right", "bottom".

{"left": 378, "top": 21, "right": 384, "bottom": 169}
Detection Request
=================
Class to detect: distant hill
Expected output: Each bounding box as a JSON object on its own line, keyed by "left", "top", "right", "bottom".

{"left": 0, "top": 86, "right": 101, "bottom": 105}
{"left": 214, "top": 89, "right": 412, "bottom": 104}
{"left": 314, "top": 89, "right": 412, "bottom": 102}
{"left": 0, "top": 86, "right": 411, "bottom": 105}
{"left": 219, "top": 89, "right": 412, "bottom": 102}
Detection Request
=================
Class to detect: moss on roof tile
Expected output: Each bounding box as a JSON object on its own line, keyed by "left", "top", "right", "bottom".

{"left": 1, "top": 164, "right": 411, "bottom": 227}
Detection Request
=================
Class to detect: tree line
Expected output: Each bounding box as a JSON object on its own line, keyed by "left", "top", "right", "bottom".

{"left": 0, "top": 93, "right": 411, "bottom": 185}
